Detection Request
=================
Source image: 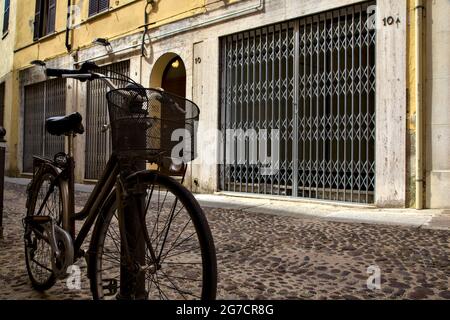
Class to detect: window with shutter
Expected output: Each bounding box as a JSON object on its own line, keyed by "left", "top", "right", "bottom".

{"left": 33, "top": 0, "right": 56, "bottom": 40}
{"left": 33, "top": 0, "right": 42, "bottom": 40}
{"left": 88, "top": 0, "right": 98, "bottom": 16}
{"left": 89, "top": 0, "right": 109, "bottom": 16}
{"left": 46, "top": 0, "right": 56, "bottom": 34}
{"left": 98, "top": 0, "right": 110, "bottom": 12}
{"left": 2, "top": 0, "right": 10, "bottom": 35}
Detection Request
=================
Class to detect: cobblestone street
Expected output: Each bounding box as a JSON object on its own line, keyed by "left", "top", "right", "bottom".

{"left": 0, "top": 182, "right": 449, "bottom": 300}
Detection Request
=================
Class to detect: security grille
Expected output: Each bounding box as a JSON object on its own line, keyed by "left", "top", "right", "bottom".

{"left": 219, "top": 2, "right": 376, "bottom": 203}
{"left": 85, "top": 60, "right": 130, "bottom": 179}
{"left": 23, "top": 79, "right": 66, "bottom": 172}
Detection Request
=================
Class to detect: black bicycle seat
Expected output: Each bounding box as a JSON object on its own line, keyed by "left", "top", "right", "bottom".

{"left": 45, "top": 112, "right": 85, "bottom": 136}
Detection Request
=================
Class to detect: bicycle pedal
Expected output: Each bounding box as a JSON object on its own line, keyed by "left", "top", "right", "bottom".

{"left": 102, "top": 278, "right": 118, "bottom": 296}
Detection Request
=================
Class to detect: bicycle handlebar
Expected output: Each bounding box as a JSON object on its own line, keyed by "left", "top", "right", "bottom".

{"left": 46, "top": 68, "right": 96, "bottom": 81}
{"left": 46, "top": 68, "right": 80, "bottom": 77}
{"left": 45, "top": 61, "right": 102, "bottom": 81}
{"left": 45, "top": 62, "right": 159, "bottom": 105}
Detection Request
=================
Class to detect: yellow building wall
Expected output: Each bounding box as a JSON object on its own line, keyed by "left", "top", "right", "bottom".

{"left": 7, "top": 70, "right": 20, "bottom": 176}
{"left": 9, "top": 0, "right": 242, "bottom": 175}
{"left": 0, "top": 0, "right": 16, "bottom": 77}
{"left": 0, "top": 0, "right": 17, "bottom": 175}
{"left": 14, "top": 0, "right": 241, "bottom": 69}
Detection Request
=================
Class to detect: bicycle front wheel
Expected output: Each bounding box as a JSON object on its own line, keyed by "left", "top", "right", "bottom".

{"left": 89, "top": 171, "right": 217, "bottom": 300}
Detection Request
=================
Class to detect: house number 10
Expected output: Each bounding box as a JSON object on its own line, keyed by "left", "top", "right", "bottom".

{"left": 383, "top": 16, "right": 401, "bottom": 27}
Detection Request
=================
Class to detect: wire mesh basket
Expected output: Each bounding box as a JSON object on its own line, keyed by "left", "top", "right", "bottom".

{"left": 106, "top": 88, "right": 199, "bottom": 164}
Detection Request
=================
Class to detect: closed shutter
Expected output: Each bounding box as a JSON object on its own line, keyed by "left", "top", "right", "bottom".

{"left": 44, "top": 79, "right": 66, "bottom": 159}
{"left": 88, "top": 0, "right": 98, "bottom": 16}
{"left": 23, "top": 82, "right": 46, "bottom": 173}
{"left": 89, "top": 0, "right": 109, "bottom": 16}
{"left": 98, "top": 0, "right": 110, "bottom": 12}
{"left": 2, "top": 0, "right": 10, "bottom": 34}
{"left": 33, "top": 0, "right": 42, "bottom": 40}
{"left": 46, "top": 0, "right": 56, "bottom": 34}
{"left": 85, "top": 60, "right": 129, "bottom": 179}
{"left": 23, "top": 79, "right": 66, "bottom": 173}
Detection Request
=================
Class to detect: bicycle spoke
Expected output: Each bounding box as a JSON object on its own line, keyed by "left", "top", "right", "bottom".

{"left": 162, "top": 261, "right": 203, "bottom": 265}
{"left": 31, "top": 258, "right": 53, "bottom": 273}
{"left": 158, "top": 189, "right": 169, "bottom": 216}
{"left": 106, "top": 228, "right": 121, "bottom": 253}
{"left": 161, "top": 244, "right": 201, "bottom": 262}
{"left": 159, "top": 273, "right": 202, "bottom": 282}
{"left": 159, "top": 230, "right": 197, "bottom": 260}
{"left": 102, "top": 251, "right": 121, "bottom": 263}
{"left": 158, "top": 220, "right": 194, "bottom": 261}
{"left": 153, "top": 204, "right": 184, "bottom": 252}
{"left": 152, "top": 273, "right": 169, "bottom": 300}
{"left": 154, "top": 273, "right": 200, "bottom": 300}
{"left": 158, "top": 269, "right": 189, "bottom": 299}
{"left": 152, "top": 184, "right": 162, "bottom": 245}
{"left": 98, "top": 265, "right": 118, "bottom": 273}
{"left": 156, "top": 197, "right": 179, "bottom": 255}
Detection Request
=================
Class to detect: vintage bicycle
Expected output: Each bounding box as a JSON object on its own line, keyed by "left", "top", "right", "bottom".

{"left": 23, "top": 61, "right": 217, "bottom": 300}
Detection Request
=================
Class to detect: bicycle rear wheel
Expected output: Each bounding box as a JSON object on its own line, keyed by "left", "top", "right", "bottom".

{"left": 24, "top": 166, "right": 65, "bottom": 291}
{"left": 89, "top": 171, "right": 217, "bottom": 300}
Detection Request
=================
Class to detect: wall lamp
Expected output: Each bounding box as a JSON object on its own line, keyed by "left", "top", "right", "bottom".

{"left": 171, "top": 59, "right": 180, "bottom": 69}
{"left": 30, "top": 60, "right": 46, "bottom": 67}
{"left": 93, "top": 37, "right": 111, "bottom": 47}
{"left": 92, "top": 37, "right": 113, "bottom": 53}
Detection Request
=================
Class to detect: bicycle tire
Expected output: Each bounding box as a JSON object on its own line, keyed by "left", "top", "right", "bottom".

{"left": 89, "top": 170, "right": 217, "bottom": 300}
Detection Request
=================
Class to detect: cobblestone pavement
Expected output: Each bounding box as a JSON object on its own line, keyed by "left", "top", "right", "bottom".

{"left": 0, "top": 182, "right": 449, "bottom": 300}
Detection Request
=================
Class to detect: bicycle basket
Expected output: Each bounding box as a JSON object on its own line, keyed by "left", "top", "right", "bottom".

{"left": 106, "top": 88, "right": 199, "bottom": 163}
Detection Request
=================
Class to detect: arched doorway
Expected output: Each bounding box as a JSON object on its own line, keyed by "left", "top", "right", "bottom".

{"left": 148, "top": 53, "right": 188, "bottom": 173}
{"left": 150, "top": 53, "right": 186, "bottom": 98}
{"left": 161, "top": 57, "right": 186, "bottom": 97}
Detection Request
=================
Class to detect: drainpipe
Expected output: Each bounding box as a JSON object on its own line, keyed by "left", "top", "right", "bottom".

{"left": 415, "top": 0, "right": 425, "bottom": 209}
{"left": 65, "top": 0, "right": 72, "bottom": 52}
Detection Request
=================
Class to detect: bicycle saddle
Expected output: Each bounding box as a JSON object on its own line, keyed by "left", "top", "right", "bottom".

{"left": 45, "top": 112, "right": 85, "bottom": 136}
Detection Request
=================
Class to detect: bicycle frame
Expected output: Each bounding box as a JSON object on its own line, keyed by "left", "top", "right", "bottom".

{"left": 52, "top": 141, "right": 173, "bottom": 262}
{"left": 38, "top": 140, "right": 121, "bottom": 259}
{"left": 30, "top": 73, "right": 160, "bottom": 260}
